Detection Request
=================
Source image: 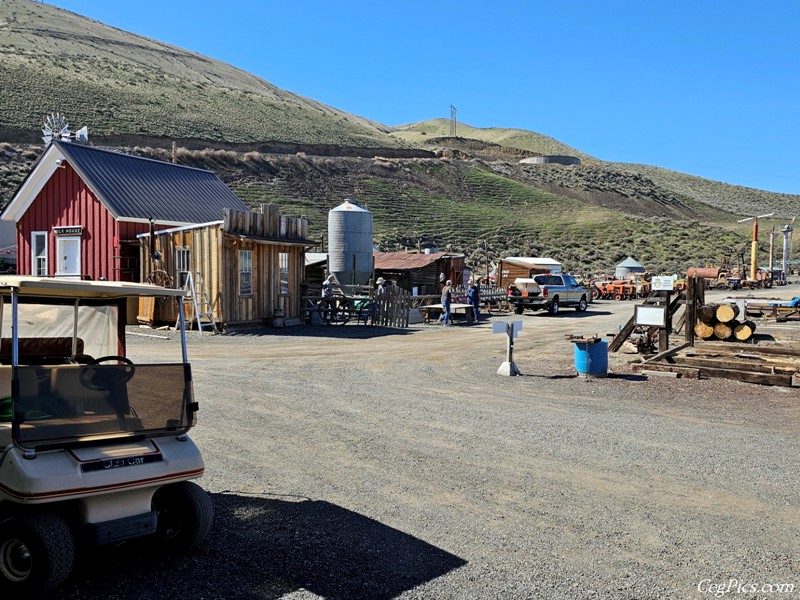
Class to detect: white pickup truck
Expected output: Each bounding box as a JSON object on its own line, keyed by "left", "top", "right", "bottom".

{"left": 506, "top": 274, "right": 589, "bottom": 315}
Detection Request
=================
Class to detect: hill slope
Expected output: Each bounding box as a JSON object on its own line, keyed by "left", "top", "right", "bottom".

{"left": 0, "top": 0, "right": 402, "bottom": 147}
{"left": 0, "top": 2, "right": 795, "bottom": 275}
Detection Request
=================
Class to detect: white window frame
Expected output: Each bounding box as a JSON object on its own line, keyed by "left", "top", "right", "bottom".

{"left": 239, "top": 250, "right": 253, "bottom": 296}
{"left": 31, "top": 231, "right": 48, "bottom": 276}
{"left": 175, "top": 248, "right": 191, "bottom": 289}
{"left": 55, "top": 235, "right": 81, "bottom": 280}
{"left": 279, "top": 252, "right": 290, "bottom": 296}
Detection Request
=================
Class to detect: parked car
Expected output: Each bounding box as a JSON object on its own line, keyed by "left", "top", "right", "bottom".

{"left": 507, "top": 273, "right": 589, "bottom": 315}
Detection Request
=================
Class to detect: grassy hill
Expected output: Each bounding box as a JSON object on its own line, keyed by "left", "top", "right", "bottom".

{"left": 392, "top": 119, "right": 591, "bottom": 159}
{"left": 0, "top": 0, "right": 401, "bottom": 147}
{"left": 0, "top": 1, "right": 796, "bottom": 276}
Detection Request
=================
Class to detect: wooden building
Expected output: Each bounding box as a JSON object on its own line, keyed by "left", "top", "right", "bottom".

{"left": 496, "top": 257, "right": 562, "bottom": 289}
{"left": 1, "top": 140, "right": 249, "bottom": 282}
{"left": 139, "top": 206, "right": 314, "bottom": 327}
{"left": 374, "top": 251, "right": 465, "bottom": 294}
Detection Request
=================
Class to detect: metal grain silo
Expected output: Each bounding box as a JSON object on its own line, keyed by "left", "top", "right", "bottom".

{"left": 615, "top": 256, "right": 645, "bottom": 280}
{"left": 328, "top": 199, "right": 373, "bottom": 287}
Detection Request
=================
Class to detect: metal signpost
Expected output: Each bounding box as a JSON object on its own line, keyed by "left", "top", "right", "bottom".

{"left": 493, "top": 320, "right": 522, "bottom": 376}
{"left": 643, "top": 276, "right": 673, "bottom": 352}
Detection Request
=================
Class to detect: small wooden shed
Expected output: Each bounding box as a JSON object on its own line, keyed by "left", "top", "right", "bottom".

{"left": 374, "top": 251, "right": 465, "bottom": 294}
{"left": 496, "top": 257, "right": 562, "bottom": 289}
{"left": 139, "top": 205, "right": 314, "bottom": 327}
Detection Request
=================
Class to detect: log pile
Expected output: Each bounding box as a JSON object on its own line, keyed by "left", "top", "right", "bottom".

{"left": 693, "top": 302, "right": 756, "bottom": 342}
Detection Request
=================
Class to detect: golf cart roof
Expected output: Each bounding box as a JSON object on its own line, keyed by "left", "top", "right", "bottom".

{"left": 0, "top": 276, "right": 188, "bottom": 299}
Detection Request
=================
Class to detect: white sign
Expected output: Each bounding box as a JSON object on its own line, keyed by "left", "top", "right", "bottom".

{"left": 635, "top": 305, "right": 667, "bottom": 327}
{"left": 651, "top": 276, "right": 674, "bottom": 291}
{"left": 493, "top": 320, "right": 523, "bottom": 338}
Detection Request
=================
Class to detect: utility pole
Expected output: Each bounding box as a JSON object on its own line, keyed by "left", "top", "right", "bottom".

{"left": 782, "top": 217, "right": 796, "bottom": 279}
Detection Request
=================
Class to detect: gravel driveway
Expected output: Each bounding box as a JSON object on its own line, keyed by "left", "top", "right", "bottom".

{"left": 50, "top": 286, "right": 800, "bottom": 600}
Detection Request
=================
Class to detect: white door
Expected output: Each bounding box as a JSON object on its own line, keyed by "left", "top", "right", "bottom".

{"left": 56, "top": 236, "right": 81, "bottom": 279}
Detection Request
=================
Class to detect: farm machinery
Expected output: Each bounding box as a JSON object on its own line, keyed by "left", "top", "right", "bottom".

{"left": 591, "top": 279, "right": 651, "bottom": 300}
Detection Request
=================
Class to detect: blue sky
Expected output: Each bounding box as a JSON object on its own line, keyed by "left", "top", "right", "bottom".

{"left": 47, "top": 1, "right": 800, "bottom": 195}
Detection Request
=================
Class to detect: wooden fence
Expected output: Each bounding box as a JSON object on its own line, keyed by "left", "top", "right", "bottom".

{"left": 373, "top": 285, "right": 411, "bottom": 327}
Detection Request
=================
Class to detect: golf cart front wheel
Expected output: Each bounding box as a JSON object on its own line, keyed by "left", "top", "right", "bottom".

{"left": 152, "top": 481, "right": 213, "bottom": 550}
{"left": 0, "top": 513, "right": 75, "bottom": 596}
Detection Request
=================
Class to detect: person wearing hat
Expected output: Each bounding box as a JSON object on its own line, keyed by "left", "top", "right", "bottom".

{"left": 375, "top": 276, "right": 388, "bottom": 296}
{"left": 439, "top": 279, "right": 453, "bottom": 326}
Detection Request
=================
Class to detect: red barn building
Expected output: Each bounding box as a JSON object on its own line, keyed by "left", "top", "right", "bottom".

{"left": 1, "top": 141, "right": 249, "bottom": 281}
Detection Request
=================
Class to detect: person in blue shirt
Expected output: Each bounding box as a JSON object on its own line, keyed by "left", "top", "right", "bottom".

{"left": 438, "top": 280, "right": 453, "bottom": 326}
{"left": 466, "top": 282, "right": 480, "bottom": 322}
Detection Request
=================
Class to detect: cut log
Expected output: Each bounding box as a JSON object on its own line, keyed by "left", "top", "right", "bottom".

{"left": 713, "top": 321, "right": 733, "bottom": 340}
{"left": 716, "top": 303, "right": 740, "bottom": 323}
{"left": 697, "top": 304, "right": 718, "bottom": 323}
{"left": 694, "top": 321, "right": 715, "bottom": 339}
{"left": 733, "top": 320, "right": 756, "bottom": 341}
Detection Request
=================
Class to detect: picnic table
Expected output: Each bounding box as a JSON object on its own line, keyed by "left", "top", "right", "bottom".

{"left": 422, "top": 303, "right": 475, "bottom": 324}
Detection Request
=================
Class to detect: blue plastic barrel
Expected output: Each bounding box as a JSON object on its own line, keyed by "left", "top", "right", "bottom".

{"left": 573, "top": 340, "right": 608, "bottom": 378}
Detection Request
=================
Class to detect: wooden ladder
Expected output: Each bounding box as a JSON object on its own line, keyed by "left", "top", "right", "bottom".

{"left": 178, "top": 272, "right": 218, "bottom": 334}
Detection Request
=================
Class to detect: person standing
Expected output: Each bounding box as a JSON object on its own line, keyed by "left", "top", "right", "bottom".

{"left": 466, "top": 281, "right": 480, "bottom": 322}
{"left": 439, "top": 279, "right": 453, "bottom": 326}
{"left": 375, "top": 276, "right": 388, "bottom": 296}
{"left": 321, "top": 274, "right": 339, "bottom": 323}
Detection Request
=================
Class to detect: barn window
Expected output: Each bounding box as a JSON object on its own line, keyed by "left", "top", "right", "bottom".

{"left": 279, "top": 252, "right": 290, "bottom": 295}
{"left": 175, "top": 248, "right": 191, "bottom": 288}
{"left": 239, "top": 250, "right": 253, "bottom": 296}
{"left": 31, "top": 232, "right": 48, "bottom": 276}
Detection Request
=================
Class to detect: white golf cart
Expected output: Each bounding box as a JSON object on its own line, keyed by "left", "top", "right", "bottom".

{"left": 0, "top": 277, "right": 212, "bottom": 596}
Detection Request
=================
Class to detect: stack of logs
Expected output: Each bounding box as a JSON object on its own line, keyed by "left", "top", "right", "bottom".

{"left": 694, "top": 303, "right": 757, "bottom": 341}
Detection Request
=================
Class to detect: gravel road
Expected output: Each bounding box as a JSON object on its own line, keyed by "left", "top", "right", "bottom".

{"left": 50, "top": 285, "right": 800, "bottom": 600}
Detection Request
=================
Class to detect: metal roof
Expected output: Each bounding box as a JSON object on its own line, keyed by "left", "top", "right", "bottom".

{"left": 374, "top": 251, "right": 460, "bottom": 271}
{"left": 3, "top": 141, "right": 249, "bottom": 225}
{"left": 616, "top": 256, "right": 644, "bottom": 268}
{"left": 502, "top": 257, "right": 562, "bottom": 267}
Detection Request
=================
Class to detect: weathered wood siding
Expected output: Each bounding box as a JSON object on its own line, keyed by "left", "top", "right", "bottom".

{"left": 140, "top": 205, "right": 308, "bottom": 327}
{"left": 496, "top": 260, "right": 551, "bottom": 289}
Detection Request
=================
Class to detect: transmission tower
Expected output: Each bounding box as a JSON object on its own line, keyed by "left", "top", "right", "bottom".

{"left": 449, "top": 105, "right": 457, "bottom": 137}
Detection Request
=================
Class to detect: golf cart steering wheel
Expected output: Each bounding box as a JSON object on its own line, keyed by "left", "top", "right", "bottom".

{"left": 79, "top": 356, "right": 136, "bottom": 390}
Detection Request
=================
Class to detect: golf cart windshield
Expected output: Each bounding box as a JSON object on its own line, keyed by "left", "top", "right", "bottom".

{"left": 0, "top": 277, "right": 194, "bottom": 450}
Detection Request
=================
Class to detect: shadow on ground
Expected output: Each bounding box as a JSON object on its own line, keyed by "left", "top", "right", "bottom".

{"left": 223, "top": 324, "right": 418, "bottom": 339}
{"left": 51, "top": 493, "right": 466, "bottom": 600}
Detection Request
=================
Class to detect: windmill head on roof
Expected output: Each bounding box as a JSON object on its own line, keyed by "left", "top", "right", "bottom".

{"left": 41, "top": 113, "right": 88, "bottom": 145}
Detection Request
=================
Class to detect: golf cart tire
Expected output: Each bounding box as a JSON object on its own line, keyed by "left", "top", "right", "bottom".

{"left": 0, "top": 513, "right": 75, "bottom": 596}
{"left": 152, "top": 481, "right": 213, "bottom": 550}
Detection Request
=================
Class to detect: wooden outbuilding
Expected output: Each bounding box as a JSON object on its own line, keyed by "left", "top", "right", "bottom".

{"left": 496, "top": 257, "right": 562, "bottom": 289}
{"left": 1, "top": 140, "right": 249, "bottom": 282}
{"left": 139, "top": 205, "right": 314, "bottom": 327}
{"left": 374, "top": 251, "right": 465, "bottom": 294}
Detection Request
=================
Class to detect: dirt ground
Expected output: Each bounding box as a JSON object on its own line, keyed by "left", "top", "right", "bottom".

{"left": 52, "top": 284, "right": 800, "bottom": 600}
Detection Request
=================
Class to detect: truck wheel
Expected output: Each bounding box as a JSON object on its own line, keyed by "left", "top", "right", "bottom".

{"left": 153, "top": 481, "right": 213, "bottom": 551}
{"left": 576, "top": 297, "right": 588, "bottom": 312}
{"left": 0, "top": 513, "right": 75, "bottom": 596}
{"left": 548, "top": 298, "right": 559, "bottom": 315}
{"left": 514, "top": 305, "right": 524, "bottom": 315}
